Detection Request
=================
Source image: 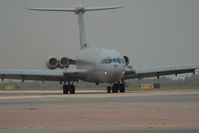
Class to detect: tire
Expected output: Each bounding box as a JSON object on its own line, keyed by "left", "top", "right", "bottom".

{"left": 69, "top": 85, "right": 75, "bottom": 94}
{"left": 119, "top": 84, "right": 125, "bottom": 93}
{"left": 112, "top": 84, "right": 118, "bottom": 93}
{"left": 107, "top": 86, "right": 111, "bottom": 93}
{"left": 63, "top": 85, "right": 69, "bottom": 94}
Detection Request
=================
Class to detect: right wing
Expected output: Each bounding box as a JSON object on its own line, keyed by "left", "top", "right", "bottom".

{"left": 123, "top": 64, "right": 199, "bottom": 80}
{"left": 0, "top": 69, "right": 87, "bottom": 82}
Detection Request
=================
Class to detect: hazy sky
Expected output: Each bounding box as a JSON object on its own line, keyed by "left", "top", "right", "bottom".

{"left": 0, "top": 0, "right": 199, "bottom": 69}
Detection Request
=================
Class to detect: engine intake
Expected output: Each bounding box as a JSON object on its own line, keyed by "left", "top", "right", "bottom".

{"left": 59, "top": 56, "right": 70, "bottom": 68}
{"left": 46, "top": 56, "right": 59, "bottom": 70}
{"left": 123, "top": 56, "right": 129, "bottom": 66}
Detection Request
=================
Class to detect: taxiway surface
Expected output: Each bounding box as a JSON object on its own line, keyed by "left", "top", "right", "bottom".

{"left": 0, "top": 90, "right": 199, "bottom": 133}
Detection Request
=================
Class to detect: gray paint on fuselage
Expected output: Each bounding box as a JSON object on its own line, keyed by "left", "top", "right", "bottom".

{"left": 76, "top": 47, "right": 125, "bottom": 83}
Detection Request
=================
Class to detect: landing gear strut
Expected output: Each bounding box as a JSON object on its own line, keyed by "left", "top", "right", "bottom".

{"left": 63, "top": 82, "right": 75, "bottom": 94}
{"left": 107, "top": 86, "right": 111, "bottom": 93}
{"left": 107, "top": 82, "right": 125, "bottom": 93}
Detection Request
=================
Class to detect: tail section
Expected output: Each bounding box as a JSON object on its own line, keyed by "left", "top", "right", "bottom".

{"left": 78, "top": 12, "right": 88, "bottom": 49}
{"left": 27, "top": 5, "right": 122, "bottom": 50}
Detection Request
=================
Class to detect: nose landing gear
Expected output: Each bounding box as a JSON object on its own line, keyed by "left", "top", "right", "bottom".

{"left": 107, "top": 82, "right": 125, "bottom": 93}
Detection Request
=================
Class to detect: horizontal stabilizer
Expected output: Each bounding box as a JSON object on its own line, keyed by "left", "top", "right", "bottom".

{"left": 85, "top": 5, "right": 122, "bottom": 11}
{"left": 27, "top": 5, "right": 122, "bottom": 50}
{"left": 27, "top": 5, "right": 122, "bottom": 14}
{"left": 27, "top": 8, "right": 75, "bottom": 12}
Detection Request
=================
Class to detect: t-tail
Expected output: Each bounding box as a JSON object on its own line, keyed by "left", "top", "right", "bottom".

{"left": 27, "top": 5, "right": 122, "bottom": 50}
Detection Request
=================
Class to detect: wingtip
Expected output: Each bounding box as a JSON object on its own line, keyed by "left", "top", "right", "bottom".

{"left": 113, "top": 5, "right": 123, "bottom": 8}
{"left": 26, "top": 7, "right": 34, "bottom": 10}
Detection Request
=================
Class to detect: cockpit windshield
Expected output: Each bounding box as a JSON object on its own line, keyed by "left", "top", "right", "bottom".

{"left": 108, "top": 59, "right": 113, "bottom": 64}
{"left": 101, "top": 58, "right": 125, "bottom": 64}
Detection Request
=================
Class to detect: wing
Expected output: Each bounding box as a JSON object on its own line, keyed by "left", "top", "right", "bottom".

{"left": 123, "top": 64, "right": 199, "bottom": 80}
{"left": 0, "top": 69, "right": 87, "bottom": 82}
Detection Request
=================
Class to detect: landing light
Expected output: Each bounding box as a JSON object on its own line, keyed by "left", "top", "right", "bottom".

{"left": 104, "top": 72, "right": 107, "bottom": 75}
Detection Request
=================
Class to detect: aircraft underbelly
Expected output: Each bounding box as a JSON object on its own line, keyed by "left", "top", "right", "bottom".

{"left": 80, "top": 69, "right": 122, "bottom": 83}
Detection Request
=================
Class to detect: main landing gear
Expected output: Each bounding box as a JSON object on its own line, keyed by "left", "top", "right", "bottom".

{"left": 107, "top": 83, "right": 125, "bottom": 93}
{"left": 63, "top": 82, "right": 75, "bottom": 94}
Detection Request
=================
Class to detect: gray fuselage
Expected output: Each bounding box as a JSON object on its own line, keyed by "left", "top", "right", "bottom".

{"left": 76, "top": 47, "right": 125, "bottom": 84}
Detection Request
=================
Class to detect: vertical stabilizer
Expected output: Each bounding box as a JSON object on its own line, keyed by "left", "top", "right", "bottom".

{"left": 27, "top": 5, "right": 122, "bottom": 50}
{"left": 75, "top": 7, "right": 88, "bottom": 49}
{"left": 78, "top": 13, "right": 88, "bottom": 49}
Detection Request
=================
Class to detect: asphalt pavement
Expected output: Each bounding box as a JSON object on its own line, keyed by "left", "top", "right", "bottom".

{"left": 0, "top": 90, "right": 199, "bottom": 133}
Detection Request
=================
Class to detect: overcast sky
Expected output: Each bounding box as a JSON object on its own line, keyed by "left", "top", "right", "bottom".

{"left": 0, "top": 0, "right": 198, "bottom": 70}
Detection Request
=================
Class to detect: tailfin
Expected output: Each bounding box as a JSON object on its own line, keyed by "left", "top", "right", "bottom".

{"left": 27, "top": 5, "right": 122, "bottom": 50}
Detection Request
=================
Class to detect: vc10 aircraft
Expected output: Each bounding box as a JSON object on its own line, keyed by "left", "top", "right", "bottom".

{"left": 0, "top": 5, "right": 198, "bottom": 94}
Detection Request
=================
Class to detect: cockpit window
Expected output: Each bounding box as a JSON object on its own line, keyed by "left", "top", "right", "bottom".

{"left": 101, "top": 57, "right": 124, "bottom": 64}
{"left": 104, "top": 59, "right": 108, "bottom": 64}
{"left": 101, "top": 59, "right": 107, "bottom": 64}
{"left": 108, "top": 58, "right": 112, "bottom": 64}
{"left": 117, "top": 58, "right": 121, "bottom": 63}
{"left": 113, "top": 58, "right": 116, "bottom": 63}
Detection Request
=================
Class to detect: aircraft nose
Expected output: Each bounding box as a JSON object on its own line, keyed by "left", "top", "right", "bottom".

{"left": 112, "top": 64, "right": 123, "bottom": 75}
{"left": 114, "top": 64, "right": 118, "bottom": 68}
{"left": 106, "top": 63, "right": 125, "bottom": 82}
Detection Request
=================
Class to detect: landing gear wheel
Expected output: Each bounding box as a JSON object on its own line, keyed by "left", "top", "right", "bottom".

{"left": 107, "top": 86, "right": 111, "bottom": 93}
{"left": 119, "top": 84, "right": 125, "bottom": 93}
{"left": 112, "top": 84, "right": 118, "bottom": 93}
{"left": 69, "top": 85, "right": 75, "bottom": 94}
{"left": 63, "top": 85, "right": 69, "bottom": 94}
{"left": 62, "top": 83, "right": 76, "bottom": 94}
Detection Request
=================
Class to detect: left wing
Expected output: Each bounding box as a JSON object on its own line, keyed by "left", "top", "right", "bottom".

{"left": 123, "top": 64, "right": 199, "bottom": 80}
{"left": 0, "top": 69, "right": 87, "bottom": 82}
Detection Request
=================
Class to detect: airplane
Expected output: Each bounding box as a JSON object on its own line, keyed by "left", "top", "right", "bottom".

{"left": 0, "top": 5, "right": 198, "bottom": 94}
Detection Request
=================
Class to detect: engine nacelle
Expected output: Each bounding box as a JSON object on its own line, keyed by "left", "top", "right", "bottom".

{"left": 123, "top": 56, "right": 129, "bottom": 66}
{"left": 46, "top": 56, "right": 59, "bottom": 70}
{"left": 59, "top": 56, "right": 70, "bottom": 69}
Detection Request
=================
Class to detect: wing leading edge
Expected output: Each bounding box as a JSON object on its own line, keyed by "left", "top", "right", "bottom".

{"left": 0, "top": 64, "right": 198, "bottom": 83}
{"left": 0, "top": 69, "right": 87, "bottom": 82}
{"left": 123, "top": 64, "right": 199, "bottom": 80}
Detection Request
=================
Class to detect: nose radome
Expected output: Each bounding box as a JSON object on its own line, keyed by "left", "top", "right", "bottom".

{"left": 112, "top": 63, "right": 123, "bottom": 72}
{"left": 114, "top": 64, "right": 118, "bottom": 68}
{"left": 107, "top": 72, "right": 121, "bottom": 82}
{"left": 108, "top": 64, "right": 124, "bottom": 81}
{"left": 103, "top": 63, "right": 125, "bottom": 83}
